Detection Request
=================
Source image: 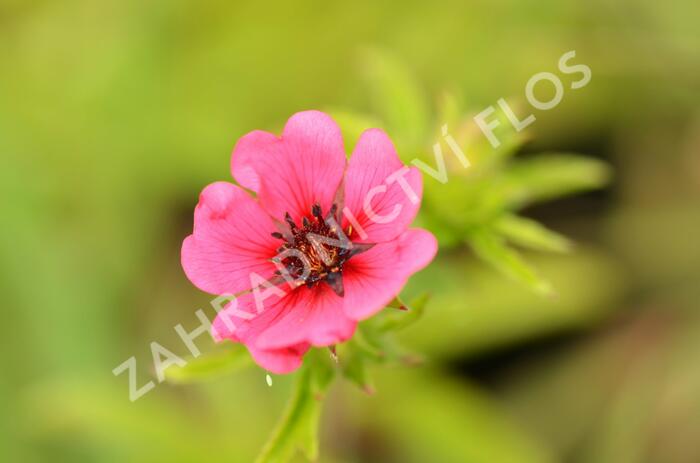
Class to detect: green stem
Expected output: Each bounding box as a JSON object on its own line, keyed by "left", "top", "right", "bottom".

{"left": 255, "top": 350, "right": 334, "bottom": 463}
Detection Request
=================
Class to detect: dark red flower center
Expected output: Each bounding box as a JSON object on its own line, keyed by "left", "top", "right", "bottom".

{"left": 271, "top": 203, "right": 365, "bottom": 297}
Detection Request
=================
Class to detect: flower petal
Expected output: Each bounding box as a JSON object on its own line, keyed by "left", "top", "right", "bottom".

{"left": 254, "top": 285, "right": 357, "bottom": 350}
{"left": 344, "top": 129, "right": 423, "bottom": 243}
{"left": 342, "top": 228, "right": 438, "bottom": 320}
{"left": 181, "top": 182, "right": 279, "bottom": 295}
{"left": 211, "top": 296, "right": 310, "bottom": 374}
{"left": 246, "top": 343, "right": 309, "bottom": 374}
{"left": 230, "top": 130, "right": 279, "bottom": 193}
{"left": 231, "top": 110, "right": 346, "bottom": 223}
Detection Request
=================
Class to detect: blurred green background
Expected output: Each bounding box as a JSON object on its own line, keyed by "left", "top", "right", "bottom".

{"left": 2, "top": 0, "right": 699, "bottom": 462}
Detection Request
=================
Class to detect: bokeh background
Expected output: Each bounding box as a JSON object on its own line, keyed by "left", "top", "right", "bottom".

{"left": 2, "top": 0, "right": 699, "bottom": 462}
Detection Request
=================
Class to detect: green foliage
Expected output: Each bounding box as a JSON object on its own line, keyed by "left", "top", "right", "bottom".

{"left": 255, "top": 350, "right": 335, "bottom": 463}
{"left": 378, "top": 293, "right": 430, "bottom": 332}
{"left": 341, "top": 50, "right": 612, "bottom": 295}
{"left": 494, "top": 214, "right": 572, "bottom": 253}
{"left": 165, "top": 344, "right": 252, "bottom": 383}
{"left": 468, "top": 227, "right": 554, "bottom": 296}
{"left": 362, "top": 368, "right": 558, "bottom": 463}
{"left": 360, "top": 48, "right": 430, "bottom": 153}
{"left": 340, "top": 294, "right": 430, "bottom": 393}
{"left": 496, "top": 153, "right": 612, "bottom": 210}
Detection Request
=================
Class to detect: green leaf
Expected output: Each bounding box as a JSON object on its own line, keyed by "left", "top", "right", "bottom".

{"left": 355, "top": 322, "right": 425, "bottom": 367}
{"left": 360, "top": 48, "right": 430, "bottom": 154}
{"left": 255, "top": 350, "right": 335, "bottom": 463}
{"left": 164, "top": 344, "right": 252, "bottom": 383}
{"left": 376, "top": 293, "right": 430, "bottom": 332}
{"left": 349, "top": 324, "right": 386, "bottom": 361}
{"left": 494, "top": 214, "right": 572, "bottom": 253}
{"left": 340, "top": 325, "right": 425, "bottom": 394}
{"left": 340, "top": 339, "right": 375, "bottom": 394}
{"left": 468, "top": 228, "right": 553, "bottom": 296}
{"left": 496, "top": 153, "right": 612, "bottom": 209}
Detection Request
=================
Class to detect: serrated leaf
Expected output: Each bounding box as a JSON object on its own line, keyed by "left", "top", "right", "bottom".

{"left": 164, "top": 344, "right": 252, "bottom": 383}
{"left": 496, "top": 153, "right": 612, "bottom": 209}
{"left": 255, "top": 349, "right": 334, "bottom": 463}
{"left": 494, "top": 214, "right": 572, "bottom": 253}
{"left": 360, "top": 48, "right": 429, "bottom": 154}
{"left": 468, "top": 228, "right": 553, "bottom": 296}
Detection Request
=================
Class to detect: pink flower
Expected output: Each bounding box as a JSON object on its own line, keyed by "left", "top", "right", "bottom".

{"left": 181, "top": 111, "right": 437, "bottom": 373}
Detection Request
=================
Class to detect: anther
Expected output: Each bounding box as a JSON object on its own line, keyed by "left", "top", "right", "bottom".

{"left": 326, "top": 203, "right": 338, "bottom": 220}
{"left": 284, "top": 212, "right": 297, "bottom": 230}
{"left": 274, "top": 204, "right": 368, "bottom": 296}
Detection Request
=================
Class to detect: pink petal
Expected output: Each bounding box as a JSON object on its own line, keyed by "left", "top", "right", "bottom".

{"left": 231, "top": 110, "right": 347, "bottom": 223}
{"left": 342, "top": 228, "right": 437, "bottom": 320}
{"left": 230, "top": 130, "right": 279, "bottom": 193}
{"left": 181, "top": 182, "right": 279, "bottom": 295}
{"left": 344, "top": 129, "right": 423, "bottom": 243}
{"left": 254, "top": 285, "right": 357, "bottom": 350}
{"left": 211, "top": 291, "right": 286, "bottom": 344}
{"left": 211, "top": 288, "right": 352, "bottom": 373}
{"left": 211, "top": 296, "right": 310, "bottom": 374}
{"left": 246, "top": 343, "right": 310, "bottom": 374}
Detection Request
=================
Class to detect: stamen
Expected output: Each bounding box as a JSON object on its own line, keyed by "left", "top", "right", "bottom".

{"left": 284, "top": 212, "right": 297, "bottom": 231}
{"left": 325, "top": 203, "right": 338, "bottom": 221}
{"left": 274, "top": 203, "right": 363, "bottom": 296}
